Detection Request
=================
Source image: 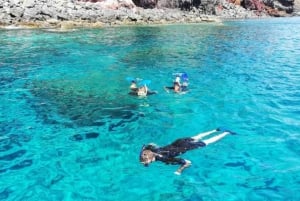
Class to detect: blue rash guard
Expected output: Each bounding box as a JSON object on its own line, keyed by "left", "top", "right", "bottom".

{"left": 144, "top": 138, "right": 206, "bottom": 165}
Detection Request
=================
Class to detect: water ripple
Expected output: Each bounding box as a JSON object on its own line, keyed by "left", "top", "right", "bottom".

{"left": 0, "top": 18, "right": 300, "bottom": 201}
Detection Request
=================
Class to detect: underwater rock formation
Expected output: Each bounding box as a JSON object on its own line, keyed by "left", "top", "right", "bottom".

{"left": 27, "top": 79, "right": 142, "bottom": 130}
{"left": 0, "top": 134, "right": 33, "bottom": 174}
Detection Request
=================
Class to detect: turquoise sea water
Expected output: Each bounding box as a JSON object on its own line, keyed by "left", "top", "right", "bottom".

{"left": 0, "top": 17, "right": 300, "bottom": 201}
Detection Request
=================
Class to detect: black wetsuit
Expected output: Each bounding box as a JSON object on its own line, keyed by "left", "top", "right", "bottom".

{"left": 165, "top": 86, "right": 175, "bottom": 90}
{"left": 144, "top": 138, "right": 206, "bottom": 166}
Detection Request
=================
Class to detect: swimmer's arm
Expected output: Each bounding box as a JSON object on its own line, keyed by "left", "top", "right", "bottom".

{"left": 164, "top": 86, "right": 170, "bottom": 93}
{"left": 174, "top": 159, "right": 191, "bottom": 175}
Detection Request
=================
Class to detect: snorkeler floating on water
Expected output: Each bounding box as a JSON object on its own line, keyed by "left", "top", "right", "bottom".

{"left": 140, "top": 127, "right": 236, "bottom": 175}
{"left": 127, "top": 73, "right": 188, "bottom": 96}
{"left": 127, "top": 77, "right": 157, "bottom": 97}
{"left": 164, "top": 73, "right": 189, "bottom": 93}
{"left": 129, "top": 80, "right": 148, "bottom": 96}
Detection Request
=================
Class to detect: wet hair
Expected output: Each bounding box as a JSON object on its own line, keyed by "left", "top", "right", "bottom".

{"left": 140, "top": 149, "right": 155, "bottom": 165}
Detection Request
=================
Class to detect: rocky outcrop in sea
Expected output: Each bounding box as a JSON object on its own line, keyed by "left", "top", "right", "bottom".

{"left": 0, "top": 0, "right": 299, "bottom": 28}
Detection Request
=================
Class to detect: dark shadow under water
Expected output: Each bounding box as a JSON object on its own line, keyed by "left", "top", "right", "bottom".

{"left": 27, "top": 79, "right": 143, "bottom": 130}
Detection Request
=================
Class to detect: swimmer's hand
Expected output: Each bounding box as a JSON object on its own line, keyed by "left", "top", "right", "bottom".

{"left": 174, "top": 160, "right": 191, "bottom": 175}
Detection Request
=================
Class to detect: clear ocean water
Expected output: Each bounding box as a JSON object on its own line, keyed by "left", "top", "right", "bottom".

{"left": 0, "top": 17, "right": 299, "bottom": 201}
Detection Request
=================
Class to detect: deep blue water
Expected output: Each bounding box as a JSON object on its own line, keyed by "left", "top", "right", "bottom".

{"left": 0, "top": 17, "right": 300, "bottom": 201}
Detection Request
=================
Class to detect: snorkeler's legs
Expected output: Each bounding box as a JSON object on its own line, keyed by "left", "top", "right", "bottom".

{"left": 202, "top": 132, "right": 230, "bottom": 145}
{"left": 191, "top": 129, "right": 217, "bottom": 141}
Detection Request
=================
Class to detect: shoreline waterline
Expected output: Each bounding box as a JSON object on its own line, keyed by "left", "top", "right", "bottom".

{"left": 0, "top": 14, "right": 275, "bottom": 30}
{"left": 0, "top": 17, "right": 223, "bottom": 30}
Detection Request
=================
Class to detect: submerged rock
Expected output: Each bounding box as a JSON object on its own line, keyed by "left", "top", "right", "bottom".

{"left": 70, "top": 132, "right": 100, "bottom": 141}
{"left": 27, "top": 79, "right": 142, "bottom": 129}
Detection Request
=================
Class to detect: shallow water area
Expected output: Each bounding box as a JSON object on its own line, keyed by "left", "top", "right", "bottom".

{"left": 0, "top": 17, "right": 300, "bottom": 201}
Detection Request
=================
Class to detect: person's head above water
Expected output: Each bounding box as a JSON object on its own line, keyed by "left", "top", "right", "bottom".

{"left": 130, "top": 80, "right": 137, "bottom": 89}
{"left": 140, "top": 148, "right": 155, "bottom": 166}
{"left": 175, "top": 75, "right": 181, "bottom": 83}
{"left": 131, "top": 80, "right": 137, "bottom": 86}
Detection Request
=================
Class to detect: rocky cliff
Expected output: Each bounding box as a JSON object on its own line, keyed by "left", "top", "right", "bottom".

{"left": 0, "top": 0, "right": 298, "bottom": 28}
{"left": 82, "top": 0, "right": 298, "bottom": 16}
{"left": 294, "top": 0, "right": 300, "bottom": 14}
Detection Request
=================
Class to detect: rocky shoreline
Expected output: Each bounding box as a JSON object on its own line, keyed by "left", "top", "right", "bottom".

{"left": 0, "top": 0, "right": 298, "bottom": 29}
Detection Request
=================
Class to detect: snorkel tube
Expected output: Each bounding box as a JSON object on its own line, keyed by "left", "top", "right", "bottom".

{"left": 172, "top": 72, "right": 189, "bottom": 82}
{"left": 181, "top": 73, "right": 188, "bottom": 82}
{"left": 126, "top": 77, "right": 151, "bottom": 87}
